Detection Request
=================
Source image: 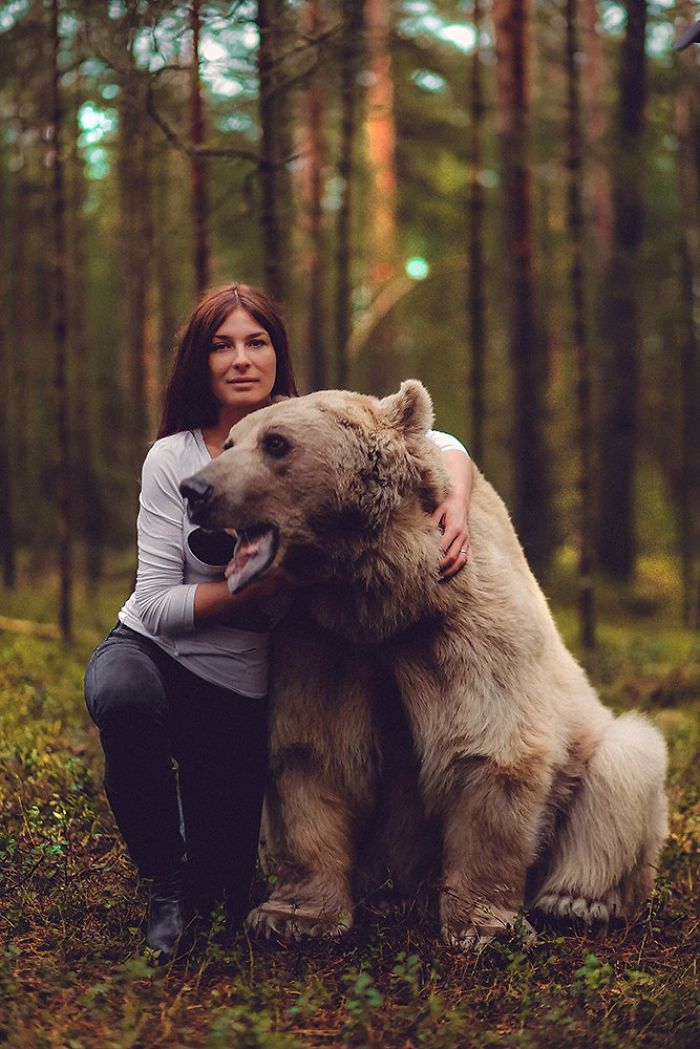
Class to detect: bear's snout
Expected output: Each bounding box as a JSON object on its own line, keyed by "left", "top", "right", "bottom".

{"left": 180, "top": 474, "right": 214, "bottom": 518}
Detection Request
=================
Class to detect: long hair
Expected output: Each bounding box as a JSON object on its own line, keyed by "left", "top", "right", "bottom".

{"left": 157, "top": 283, "right": 299, "bottom": 439}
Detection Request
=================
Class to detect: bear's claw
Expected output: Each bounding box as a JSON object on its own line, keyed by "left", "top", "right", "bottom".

{"left": 533, "top": 889, "right": 621, "bottom": 928}
{"left": 246, "top": 901, "right": 353, "bottom": 940}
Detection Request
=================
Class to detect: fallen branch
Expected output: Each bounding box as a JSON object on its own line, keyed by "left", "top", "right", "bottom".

{"left": 0, "top": 614, "right": 61, "bottom": 639}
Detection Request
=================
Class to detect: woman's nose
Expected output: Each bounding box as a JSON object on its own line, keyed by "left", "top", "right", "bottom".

{"left": 231, "top": 346, "right": 251, "bottom": 367}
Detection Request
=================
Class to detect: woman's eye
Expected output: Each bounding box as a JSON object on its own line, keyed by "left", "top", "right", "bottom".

{"left": 212, "top": 343, "right": 229, "bottom": 352}
{"left": 249, "top": 339, "right": 267, "bottom": 349}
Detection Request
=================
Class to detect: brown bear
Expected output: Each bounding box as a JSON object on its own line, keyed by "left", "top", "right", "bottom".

{"left": 181, "top": 381, "right": 668, "bottom": 950}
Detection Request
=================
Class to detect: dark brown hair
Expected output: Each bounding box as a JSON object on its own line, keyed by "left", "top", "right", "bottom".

{"left": 157, "top": 283, "right": 299, "bottom": 438}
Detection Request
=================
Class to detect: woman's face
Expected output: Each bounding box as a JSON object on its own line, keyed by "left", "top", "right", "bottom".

{"left": 208, "top": 308, "right": 277, "bottom": 423}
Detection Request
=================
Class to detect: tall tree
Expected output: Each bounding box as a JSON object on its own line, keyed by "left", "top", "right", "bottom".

{"left": 565, "top": 0, "right": 596, "bottom": 650}
{"left": 675, "top": 41, "right": 700, "bottom": 627}
{"left": 0, "top": 157, "right": 15, "bottom": 589}
{"left": 365, "top": 0, "right": 398, "bottom": 292}
{"left": 467, "top": 0, "right": 486, "bottom": 464}
{"left": 190, "top": 0, "right": 210, "bottom": 296}
{"left": 596, "top": 0, "right": 647, "bottom": 580}
{"left": 302, "top": 0, "right": 328, "bottom": 390}
{"left": 257, "top": 0, "right": 293, "bottom": 305}
{"left": 49, "top": 0, "right": 72, "bottom": 640}
{"left": 334, "top": 0, "right": 364, "bottom": 387}
{"left": 115, "top": 18, "right": 152, "bottom": 478}
{"left": 582, "top": 0, "right": 612, "bottom": 260}
{"left": 492, "top": 0, "right": 552, "bottom": 575}
{"left": 364, "top": 0, "right": 400, "bottom": 394}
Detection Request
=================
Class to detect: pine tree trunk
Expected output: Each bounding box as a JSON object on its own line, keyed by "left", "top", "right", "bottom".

{"left": 257, "top": 0, "right": 293, "bottom": 304}
{"left": 582, "top": 0, "right": 612, "bottom": 259}
{"left": 493, "top": 0, "right": 552, "bottom": 575}
{"left": 302, "top": 0, "right": 327, "bottom": 390}
{"left": 0, "top": 159, "right": 16, "bottom": 589}
{"left": 364, "top": 0, "right": 399, "bottom": 393}
{"left": 675, "top": 54, "right": 700, "bottom": 627}
{"left": 596, "top": 0, "right": 647, "bottom": 580}
{"left": 334, "top": 0, "right": 364, "bottom": 387}
{"left": 49, "top": 0, "right": 72, "bottom": 640}
{"left": 565, "top": 0, "right": 596, "bottom": 650}
{"left": 67, "top": 95, "right": 105, "bottom": 593}
{"left": 467, "top": 0, "right": 486, "bottom": 464}
{"left": 190, "top": 0, "right": 210, "bottom": 296}
{"left": 117, "top": 46, "right": 150, "bottom": 479}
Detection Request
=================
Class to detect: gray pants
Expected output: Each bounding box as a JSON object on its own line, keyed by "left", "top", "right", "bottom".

{"left": 85, "top": 622, "right": 268, "bottom": 920}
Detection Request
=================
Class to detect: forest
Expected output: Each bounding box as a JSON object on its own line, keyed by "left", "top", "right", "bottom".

{"left": 0, "top": 2, "right": 698, "bottom": 1047}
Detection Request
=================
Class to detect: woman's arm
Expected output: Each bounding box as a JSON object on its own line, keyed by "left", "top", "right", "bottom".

{"left": 133, "top": 441, "right": 286, "bottom": 634}
{"left": 192, "top": 571, "right": 287, "bottom": 624}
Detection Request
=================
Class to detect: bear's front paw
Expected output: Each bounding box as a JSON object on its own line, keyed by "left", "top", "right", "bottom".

{"left": 533, "top": 888, "right": 622, "bottom": 928}
{"left": 245, "top": 900, "right": 353, "bottom": 941}
{"left": 441, "top": 901, "right": 535, "bottom": 952}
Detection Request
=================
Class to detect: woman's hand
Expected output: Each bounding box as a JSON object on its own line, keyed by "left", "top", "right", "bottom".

{"left": 432, "top": 450, "right": 474, "bottom": 579}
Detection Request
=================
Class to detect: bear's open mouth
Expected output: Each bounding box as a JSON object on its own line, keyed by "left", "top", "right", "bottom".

{"left": 224, "top": 522, "right": 279, "bottom": 593}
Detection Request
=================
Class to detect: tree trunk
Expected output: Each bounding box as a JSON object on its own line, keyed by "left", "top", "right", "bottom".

{"left": 467, "top": 0, "right": 486, "bottom": 465}
{"left": 256, "top": 0, "right": 293, "bottom": 304}
{"left": 67, "top": 93, "right": 105, "bottom": 593}
{"left": 334, "top": 0, "right": 364, "bottom": 387}
{"left": 492, "top": 0, "right": 552, "bottom": 575}
{"left": 565, "top": 0, "right": 596, "bottom": 650}
{"left": 596, "top": 0, "right": 647, "bottom": 580}
{"left": 364, "top": 0, "right": 399, "bottom": 394}
{"left": 0, "top": 155, "right": 16, "bottom": 589}
{"left": 117, "top": 43, "right": 151, "bottom": 479}
{"left": 190, "top": 0, "right": 210, "bottom": 296}
{"left": 675, "top": 50, "right": 700, "bottom": 627}
{"left": 49, "top": 0, "right": 72, "bottom": 640}
{"left": 581, "top": 0, "right": 612, "bottom": 260}
{"left": 302, "top": 0, "right": 327, "bottom": 390}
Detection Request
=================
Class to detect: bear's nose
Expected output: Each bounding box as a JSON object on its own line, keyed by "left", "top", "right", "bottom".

{"left": 180, "top": 475, "right": 214, "bottom": 509}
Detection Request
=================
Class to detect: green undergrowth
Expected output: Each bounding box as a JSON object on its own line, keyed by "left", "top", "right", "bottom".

{"left": 0, "top": 555, "right": 698, "bottom": 1048}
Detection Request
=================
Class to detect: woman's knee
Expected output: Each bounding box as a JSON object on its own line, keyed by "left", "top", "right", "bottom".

{"left": 85, "top": 640, "right": 169, "bottom": 731}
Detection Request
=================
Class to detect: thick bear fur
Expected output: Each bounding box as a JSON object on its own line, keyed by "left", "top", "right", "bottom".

{"left": 183, "top": 381, "right": 668, "bottom": 950}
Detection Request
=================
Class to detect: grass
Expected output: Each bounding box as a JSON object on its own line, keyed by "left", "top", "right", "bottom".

{"left": 0, "top": 552, "right": 698, "bottom": 1048}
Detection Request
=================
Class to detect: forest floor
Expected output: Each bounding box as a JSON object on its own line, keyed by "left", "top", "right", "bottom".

{"left": 0, "top": 552, "right": 698, "bottom": 1048}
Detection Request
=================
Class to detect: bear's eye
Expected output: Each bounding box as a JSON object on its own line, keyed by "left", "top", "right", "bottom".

{"left": 262, "top": 433, "right": 291, "bottom": 458}
{"left": 223, "top": 437, "right": 235, "bottom": 450}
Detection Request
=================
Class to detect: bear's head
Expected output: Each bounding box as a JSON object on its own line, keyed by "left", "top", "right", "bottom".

{"left": 180, "top": 380, "right": 450, "bottom": 592}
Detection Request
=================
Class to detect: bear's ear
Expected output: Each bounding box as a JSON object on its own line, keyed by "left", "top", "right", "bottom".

{"left": 380, "top": 380, "right": 434, "bottom": 436}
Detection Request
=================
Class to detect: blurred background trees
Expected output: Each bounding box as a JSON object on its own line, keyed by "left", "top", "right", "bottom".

{"left": 0, "top": 0, "right": 698, "bottom": 640}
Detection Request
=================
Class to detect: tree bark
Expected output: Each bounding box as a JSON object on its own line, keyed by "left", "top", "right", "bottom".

{"left": 581, "top": 0, "right": 612, "bottom": 260}
{"left": 117, "top": 38, "right": 151, "bottom": 479}
{"left": 596, "top": 0, "right": 647, "bottom": 580}
{"left": 565, "top": 0, "right": 596, "bottom": 650}
{"left": 302, "top": 0, "right": 327, "bottom": 390}
{"left": 364, "top": 0, "right": 399, "bottom": 394}
{"left": 49, "top": 0, "right": 72, "bottom": 640}
{"left": 675, "top": 49, "right": 700, "bottom": 627}
{"left": 190, "top": 0, "right": 210, "bottom": 296}
{"left": 467, "top": 0, "right": 486, "bottom": 465}
{"left": 334, "top": 0, "right": 364, "bottom": 387}
{"left": 256, "top": 0, "right": 293, "bottom": 304}
{"left": 0, "top": 155, "right": 16, "bottom": 589}
{"left": 492, "top": 0, "right": 552, "bottom": 575}
{"left": 67, "top": 91, "right": 105, "bottom": 592}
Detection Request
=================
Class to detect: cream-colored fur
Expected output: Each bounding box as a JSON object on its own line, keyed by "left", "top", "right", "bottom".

{"left": 186, "top": 381, "right": 668, "bottom": 950}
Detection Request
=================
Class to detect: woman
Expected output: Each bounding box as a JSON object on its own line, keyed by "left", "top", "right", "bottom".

{"left": 84, "top": 282, "right": 473, "bottom": 963}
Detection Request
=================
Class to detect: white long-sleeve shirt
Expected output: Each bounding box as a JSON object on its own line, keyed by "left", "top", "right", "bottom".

{"left": 119, "top": 426, "right": 468, "bottom": 697}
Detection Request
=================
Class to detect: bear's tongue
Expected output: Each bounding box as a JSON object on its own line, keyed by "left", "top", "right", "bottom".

{"left": 224, "top": 524, "right": 278, "bottom": 593}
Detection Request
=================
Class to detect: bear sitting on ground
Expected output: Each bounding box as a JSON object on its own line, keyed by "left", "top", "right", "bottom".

{"left": 181, "top": 381, "right": 668, "bottom": 951}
